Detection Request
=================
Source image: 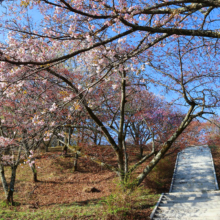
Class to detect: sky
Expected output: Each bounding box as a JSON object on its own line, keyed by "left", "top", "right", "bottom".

{"left": 0, "top": 0, "right": 219, "bottom": 118}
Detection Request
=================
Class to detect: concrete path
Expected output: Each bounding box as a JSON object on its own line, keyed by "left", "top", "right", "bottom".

{"left": 150, "top": 145, "right": 219, "bottom": 219}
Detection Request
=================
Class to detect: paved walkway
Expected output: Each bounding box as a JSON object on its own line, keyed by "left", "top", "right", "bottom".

{"left": 151, "top": 145, "right": 220, "bottom": 219}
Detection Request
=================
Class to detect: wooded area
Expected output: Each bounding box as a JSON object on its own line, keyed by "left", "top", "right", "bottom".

{"left": 0, "top": 0, "right": 219, "bottom": 218}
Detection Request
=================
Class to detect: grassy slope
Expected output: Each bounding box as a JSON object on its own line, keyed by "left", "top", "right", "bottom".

{"left": 0, "top": 146, "right": 177, "bottom": 219}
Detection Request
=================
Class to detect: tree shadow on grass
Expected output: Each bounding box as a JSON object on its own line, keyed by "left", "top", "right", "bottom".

{"left": 39, "top": 197, "right": 102, "bottom": 208}
{"left": 37, "top": 173, "right": 115, "bottom": 185}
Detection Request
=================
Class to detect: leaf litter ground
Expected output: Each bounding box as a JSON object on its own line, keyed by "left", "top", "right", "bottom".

{"left": 0, "top": 145, "right": 181, "bottom": 219}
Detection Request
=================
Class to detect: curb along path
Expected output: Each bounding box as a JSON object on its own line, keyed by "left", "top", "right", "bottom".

{"left": 150, "top": 145, "right": 220, "bottom": 219}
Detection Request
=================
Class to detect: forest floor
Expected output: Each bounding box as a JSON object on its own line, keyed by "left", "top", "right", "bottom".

{"left": 0, "top": 144, "right": 218, "bottom": 220}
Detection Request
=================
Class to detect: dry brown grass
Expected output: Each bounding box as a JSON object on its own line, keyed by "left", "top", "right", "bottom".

{"left": 0, "top": 145, "right": 176, "bottom": 219}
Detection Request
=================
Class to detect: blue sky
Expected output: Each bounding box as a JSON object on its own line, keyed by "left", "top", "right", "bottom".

{"left": 0, "top": 1, "right": 219, "bottom": 118}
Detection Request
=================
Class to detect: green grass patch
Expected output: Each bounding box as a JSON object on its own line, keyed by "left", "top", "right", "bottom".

{"left": 99, "top": 186, "right": 160, "bottom": 219}
{"left": 0, "top": 202, "right": 102, "bottom": 219}
{"left": 0, "top": 188, "right": 160, "bottom": 220}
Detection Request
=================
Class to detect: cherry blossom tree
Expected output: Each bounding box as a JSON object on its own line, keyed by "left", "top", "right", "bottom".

{"left": 0, "top": 0, "right": 219, "bottom": 189}
{"left": 0, "top": 87, "right": 47, "bottom": 203}
{"left": 0, "top": 63, "right": 77, "bottom": 203}
{"left": 125, "top": 89, "right": 183, "bottom": 157}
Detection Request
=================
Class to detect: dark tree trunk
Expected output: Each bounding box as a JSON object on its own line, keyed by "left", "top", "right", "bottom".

{"left": 62, "top": 146, "right": 68, "bottom": 155}
{"left": 0, "top": 165, "right": 17, "bottom": 205}
{"left": 8, "top": 165, "right": 17, "bottom": 205}
{"left": 63, "top": 129, "right": 68, "bottom": 155}
{"left": 139, "top": 145, "right": 143, "bottom": 158}
{"left": 6, "top": 189, "right": 14, "bottom": 205}
{"left": 33, "top": 172, "right": 38, "bottom": 182}
{"left": 94, "top": 131, "right": 98, "bottom": 145}
{"left": 31, "top": 164, "right": 38, "bottom": 182}
{"left": 98, "top": 136, "right": 102, "bottom": 145}
{"left": 73, "top": 152, "right": 78, "bottom": 171}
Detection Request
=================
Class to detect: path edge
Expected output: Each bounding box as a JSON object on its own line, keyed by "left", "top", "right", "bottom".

{"left": 169, "top": 152, "right": 180, "bottom": 193}
{"left": 208, "top": 145, "right": 219, "bottom": 190}
{"left": 150, "top": 193, "right": 164, "bottom": 220}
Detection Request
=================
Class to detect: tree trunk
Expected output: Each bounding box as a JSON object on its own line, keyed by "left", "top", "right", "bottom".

{"left": 31, "top": 164, "right": 38, "bottom": 182}
{"left": 116, "top": 148, "right": 125, "bottom": 182}
{"left": 62, "top": 146, "right": 68, "bottom": 155}
{"left": 123, "top": 140, "right": 129, "bottom": 183}
{"left": 0, "top": 164, "right": 17, "bottom": 205}
{"left": 94, "top": 131, "right": 98, "bottom": 145}
{"left": 73, "top": 152, "right": 78, "bottom": 171}
{"left": 6, "top": 189, "right": 14, "bottom": 205}
{"left": 0, "top": 164, "right": 9, "bottom": 200}
{"left": 62, "top": 137, "right": 68, "bottom": 156}
{"left": 63, "top": 128, "right": 68, "bottom": 155}
{"left": 45, "top": 144, "right": 49, "bottom": 152}
{"left": 139, "top": 145, "right": 143, "bottom": 158}
{"left": 98, "top": 135, "right": 102, "bottom": 145}
{"left": 123, "top": 140, "right": 128, "bottom": 175}
{"left": 42, "top": 138, "right": 52, "bottom": 152}
{"left": 8, "top": 165, "right": 17, "bottom": 205}
{"left": 117, "top": 71, "right": 126, "bottom": 183}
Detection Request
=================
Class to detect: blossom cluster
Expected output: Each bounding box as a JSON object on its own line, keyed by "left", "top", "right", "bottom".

{"left": 26, "top": 150, "right": 35, "bottom": 168}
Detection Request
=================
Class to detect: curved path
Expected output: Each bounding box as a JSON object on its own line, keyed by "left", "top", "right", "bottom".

{"left": 151, "top": 145, "right": 220, "bottom": 219}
